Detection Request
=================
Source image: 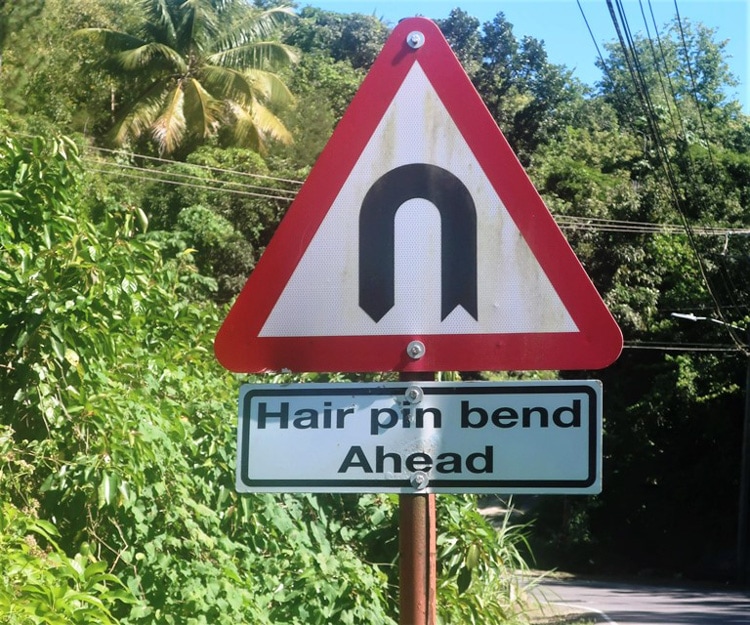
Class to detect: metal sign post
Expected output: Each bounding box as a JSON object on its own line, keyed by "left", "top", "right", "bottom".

{"left": 399, "top": 371, "right": 436, "bottom": 625}
{"left": 399, "top": 492, "right": 436, "bottom": 625}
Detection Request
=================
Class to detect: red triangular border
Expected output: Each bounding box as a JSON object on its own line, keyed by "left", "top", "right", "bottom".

{"left": 214, "top": 17, "right": 623, "bottom": 373}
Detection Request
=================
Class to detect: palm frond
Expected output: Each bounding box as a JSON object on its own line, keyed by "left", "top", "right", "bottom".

{"left": 225, "top": 101, "right": 261, "bottom": 152}
{"left": 244, "top": 69, "right": 294, "bottom": 107}
{"left": 227, "top": 99, "right": 292, "bottom": 153}
{"left": 75, "top": 28, "right": 147, "bottom": 52}
{"left": 200, "top": 65, "right": 253, "bottom": 103}
{"left": 177, "top": 0, "right": 220, "bottom": 52}
{"left": 210, "top": 5, "right": 297, "bottom": 65}
{"left": 183, "top": 77, "right": 220, "bottom": 138}
{"left": 249, "top": 101, "right": 293, "bottom": 146}
{"left": 108, "top": 80, "right": 169, "bottom": 147}
{"left": 151, "top": 84, "right": 187, "bottom": 155}
{"left": 207, "top": 41, "right": 298, "bottom": 71}
{"left": 139, "top": 0, "right": 179, "bottom": 45}
{"left": 114, "top": 42, "right": 188, "bottom": 73}
{"left": 233, "top": 6, "right": 297, "bottom": 41}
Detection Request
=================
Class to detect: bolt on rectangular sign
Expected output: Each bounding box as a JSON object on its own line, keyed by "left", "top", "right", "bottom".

{"left": 236, "top": 381, "right": 602, "bottom": 494}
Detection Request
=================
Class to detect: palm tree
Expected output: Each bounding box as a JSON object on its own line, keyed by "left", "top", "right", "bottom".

{"left": 79, "top": 0, "right": 297, "bottom": 156}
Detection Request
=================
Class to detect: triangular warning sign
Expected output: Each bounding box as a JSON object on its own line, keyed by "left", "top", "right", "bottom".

{"left": 214, "top": 17, "right": 623, "bottom": 374}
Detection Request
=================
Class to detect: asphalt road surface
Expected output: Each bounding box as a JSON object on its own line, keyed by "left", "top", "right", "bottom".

{"left": 537, "top": 578, "right": 750, "bottom": 624}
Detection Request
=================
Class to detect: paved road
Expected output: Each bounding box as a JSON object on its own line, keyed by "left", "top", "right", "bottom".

{"left": 536, "top": 578, "right": 750, "bottom": 624}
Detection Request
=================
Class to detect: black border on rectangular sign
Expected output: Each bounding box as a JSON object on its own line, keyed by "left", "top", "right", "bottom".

{"left": 237, "top": 383, "right": 601, "bottom": 493}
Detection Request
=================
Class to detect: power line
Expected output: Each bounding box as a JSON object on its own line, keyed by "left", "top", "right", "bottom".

{"left": 84, "top": 150, "right": 750, "bottom": 239}
{"left": 606, "top": 0, "right": 746, "bottom": 352}
{"left": 87, "top": 157, "right": 298, "bottom": 199}
{"left": 554, "top": 215, "right": 750, "bottom": 236}
{"left": 640, "top": 0, "right": 682, "bottom": 140}
{"left": 85, "top": 143, "right": 306, "bottom": 188}
{"left": 85, "top": 164, "right": 296, "bottom": 204}
{"left": 10, "top": 130, "right": 306, "bottom": 190}
{"left": 624, "top": 342, "right": 743, "bottom": 353}
{"left": 576, "top": 0, "right": 614, "bottom": 87}
{"left": 673, "top": 0, "right": 717, "bottom": 168}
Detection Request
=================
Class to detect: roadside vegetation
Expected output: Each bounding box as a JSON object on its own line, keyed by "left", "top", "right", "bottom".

{"left": 1, "top": 0, "right": 749, "bottom": 622}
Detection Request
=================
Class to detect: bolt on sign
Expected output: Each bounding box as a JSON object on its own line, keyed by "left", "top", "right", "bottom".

{"left": 236, "top": 381, "right": 603, "bottom": 495}
{"left": 214, "top": 17, "right": 623, "bottom": 374}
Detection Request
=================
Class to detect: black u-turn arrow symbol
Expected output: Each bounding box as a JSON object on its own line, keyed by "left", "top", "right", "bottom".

{"left": 359, "top": 163, "right": 478, "bottom": 323}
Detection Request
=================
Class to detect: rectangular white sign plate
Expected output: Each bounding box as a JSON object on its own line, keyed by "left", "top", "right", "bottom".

{"left": 236, "top": 381, "right": 602, "bottom": 494}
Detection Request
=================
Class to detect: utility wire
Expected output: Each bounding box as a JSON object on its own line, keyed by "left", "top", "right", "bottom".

{"left": 648, "top": 0, "right": 686, "bottom": 136}
{"left": 87, "top": 157, "right": 298, "bottom": 199}
{"left": 10, "top": 130, "right": 306, "bottom": 189}
{"left": 554, "top": 214, "right": 750, "bottom": 236}
{"left": 624, "top": 342, "right": 742, "bottom": 353}
{"left": 85, "top": 165, "right": 296, "bottom": 204}
{"left": 606, "top": 0, "right": 746, "bottom": 352}
{"left": 85, "top": 143, "right": 306, "bottom": 187}
{"left": 84, "top": 149, "right": 750, "bottom": 239}
{"left": 639, "top": 0, "right": 681, "bottom": 139}
{"left": 576, "top": 0, "right": 614, "bottom": 87}
{"left": 86, "top": 156, "right": 750, "bottom": 238}
{"left": 673, "top": 0, "right": 717, "bottom": 168}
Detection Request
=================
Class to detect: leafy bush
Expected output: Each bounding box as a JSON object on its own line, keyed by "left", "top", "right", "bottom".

{"left": 0, "top": 134, "right": 397, "bottom": 623}
{"left": 437, "top": 496, "right": 534, "bottom": 624}
{"left": 0, "top": 501, "right": 131, "bottom": 624}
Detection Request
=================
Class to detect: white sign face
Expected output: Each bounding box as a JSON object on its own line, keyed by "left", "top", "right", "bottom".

{"left": 236, "top": 381, "right": 602, "bottom": 494}
{"left": 259, "top": 63, "right": 577, "bottom": 339}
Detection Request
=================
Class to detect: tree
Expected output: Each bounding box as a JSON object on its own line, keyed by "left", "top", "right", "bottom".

{"left": 437, "top": 9, "right": 582, "bottom": 163}
{"left": 79, "top": 0, "right": 298, "bottom": 157}
{"left": 269, "top": 8, "right": 389, "bottom": 167}
{"left": 286, "top": 7, "right": 389, "bottom": 71}
{"left": 436, "top": 8, "right": 482, "bottom": 77}
{"left": 276, "top": 50, "right": 364, "bottom": 165}
{"left": 0, "top": 0, "right": 121, "bottom": 131}
{"left": 0, "top": 0, "right": 44, "bottom": 77}
{"left": 526, "top": 14, "right": 750, "bottom": 577}
{"left": 598, "top": 18, "right": 743, "bottom": 149}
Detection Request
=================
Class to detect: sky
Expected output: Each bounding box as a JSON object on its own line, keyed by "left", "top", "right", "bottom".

{"left": 300, "top": 0, "right": 749, "bottom": 113}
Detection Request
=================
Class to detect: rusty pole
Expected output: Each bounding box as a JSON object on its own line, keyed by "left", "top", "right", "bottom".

{"left": 399, "top": 371, "right": 437, "bottom": 625}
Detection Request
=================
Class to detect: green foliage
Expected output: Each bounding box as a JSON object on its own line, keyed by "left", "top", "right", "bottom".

{"left": 0, "top": 1, "right": 44, "bottom": 57}
{"left": 287, "top": 7, "right": 389, "bottom": 70}
{"left": 136, "top": 144, "right": 292, "bottom": 301}
{"left": 176, "top": 204, "right": 254, "bottom": 297}
{"left": 0, "top": 133, "right": 539, "bottom": 623}
{"left": 77, "top": 0, "right": 297, "bottom": 156}
{"left": 277, "top": 8, "right": 383, "bottom": 167}
{"left": 276, "top": 52, "right": 364, "bottom": 165}
{"left": 0, "top": 0, "right": 123, "bottom": 135}
{"left": 0, "top": 133, "right": 396, "bottom": 622}
{"left": 437, "top": 497, "right": 534, "bottom": 624}
{"left": 185, "top": 146, "right": 290, "bottom": 251}
{"left": 438, "top": 9, "right": 583, "bottom": 162}
{"left": 599, "top": 18, "right": 742, "bottom": 141}
{"left": 0, "top": 502, "right": 131, "bottom": 624}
